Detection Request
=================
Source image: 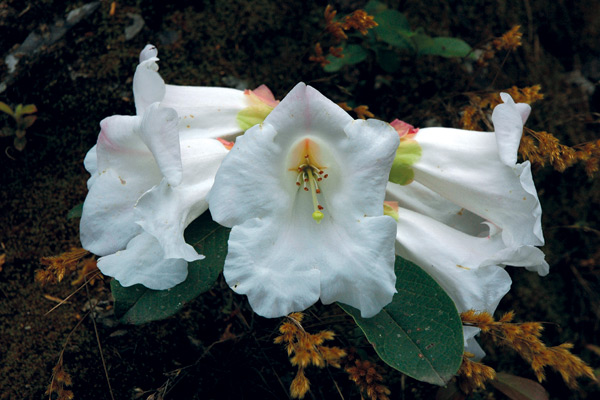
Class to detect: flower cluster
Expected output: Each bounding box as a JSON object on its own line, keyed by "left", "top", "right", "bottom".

{"left": 81, "top": 46, "right": 552, "bottom": 364}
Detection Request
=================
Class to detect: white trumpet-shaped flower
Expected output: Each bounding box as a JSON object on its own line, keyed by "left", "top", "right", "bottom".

{"left": 80, "top": 45, "right": 240, "bottom": 289}
{"left": 386, "top": 93, "right": 548, "bottom": 357}
{"left": 208, "top": 83, "right": 400, "bottom": 318}
{"left": 134, "top": 44, "right": 278, "bottom": 140}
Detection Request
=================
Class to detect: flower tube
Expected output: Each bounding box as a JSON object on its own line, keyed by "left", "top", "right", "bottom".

{"left": 208, "top": 83, "right": 400, "bottom": 318}
{"left": 386, "top": 94, "right": 548, "bottom": 357}
{"left": 134, "top": 44, "right": 278, "bottom": 140}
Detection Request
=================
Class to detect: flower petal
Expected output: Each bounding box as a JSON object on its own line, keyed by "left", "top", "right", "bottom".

{"left": 394, "top": 207, "right": 512, "bottom": 314}
{"left": 97, "top": 232, "right": 189, "bottom": 289}
{"left": 492, "top": 93, "right": 531, "bottom": 166}
{"left": 224, "top": 211, "right": 396, "bottom": 318}
{"left": 136, "top": 138, "right": 228, "bottom": 261}
{"left": 387, "top": 181, "right": 488, "bottom": 237}
{"left": 329, "top": 119, "right": 400, "bottom": 217}
{"left": 413, "top": 127, "right": 544, "bottom": 249}
{"left": 83, "top": 144, "right": 98, "bottom": 188}
{"left": 133, "top": 45, "right": 166, "bottom": 116}
{"left": 263, "top": 83, "right": 354, "bottom": 150}
{"left": 208, "top": 123, "right": 293, "bottom": 227}
{"left": 81, "top": 115, "right": 163, "bottom": 255}
{"left": 139, "top": 103, "right": 182, "bottom": 186}
{"left": 224, "top": 217, "right": 322, "bottom": 318}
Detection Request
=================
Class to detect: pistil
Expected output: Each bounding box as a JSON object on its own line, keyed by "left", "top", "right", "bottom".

{"left": 306, "top": 168, "right": 324, "bottom": 223}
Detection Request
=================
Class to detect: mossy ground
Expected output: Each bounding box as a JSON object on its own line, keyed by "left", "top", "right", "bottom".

{"left": 1, "top": 0, "right": 599, "bottom": 399}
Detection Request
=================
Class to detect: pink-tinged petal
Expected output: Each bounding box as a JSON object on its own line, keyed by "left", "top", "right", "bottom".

{"left": 246, "top": 84, "right": 279, "bottom": 107}
{"left": 139, "top": 103, "right": 182, "bottom": 186}
{"left": 95, "top": 114, "right": 148, "bottom": 173}
{"left": 81, "top": 114, "right": 163, "bottom": 255}
{"left": 97, "top": 232, "right": 189, "bottom": 290}
{"left": 492, "top": 93, "right": 531, "bottom": 166}
{"left": 390, "top": 119, "right": 419, "bottom": 137}
{"left": 133, "top": 45, "right": 165, "bottom": 116}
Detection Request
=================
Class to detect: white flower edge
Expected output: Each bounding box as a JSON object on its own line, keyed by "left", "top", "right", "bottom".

{"left": 209, "top": 83, "right": 399, "bottom": 318}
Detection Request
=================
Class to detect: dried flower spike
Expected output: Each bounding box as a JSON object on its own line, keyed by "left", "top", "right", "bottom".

{"left": 274, "top": 312, "right": 346, "bottom": 399}
{"left": 461, "top": 310, "right": 596, "bottom": 389}
{"left": 457, "top": 352, "right": 496, "bottom": 394}
{"left": 37, "top": 248, "right": 90, "bottom": 286}
{"left": 345, "top": 358, "right": 391, "bottom": 400}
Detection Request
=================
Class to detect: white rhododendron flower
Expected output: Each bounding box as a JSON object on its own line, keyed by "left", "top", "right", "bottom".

{"left": 385, "top": 93, "right": 548, "bottom": 357}
{"left": 80, "top": 45, "right": 254, "bottom": 289}
{"left": 208, "top": 83, "right": 400, "bottom": 318}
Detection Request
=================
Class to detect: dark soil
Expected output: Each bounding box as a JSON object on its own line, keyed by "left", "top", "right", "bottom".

{"left": 1, "top": 1, "right": 599, "bottom": 399}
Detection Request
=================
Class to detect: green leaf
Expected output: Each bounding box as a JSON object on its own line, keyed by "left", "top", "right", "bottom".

{"left": 323, "top": 44, "right": 368, "bottom": 72}
{"left": 339, "top": 256, "right": 463, "bottom": 386}
{"left": 418, "top": 36, "right": 473, "bottom": 58}
{"left": 67, "top": 203, "right": 83, "bottom": 219}
{"left": 490, "top": 373, "right": 549, "bottom": 400}
{"left": 0, "top": 101, "right": 14, "bottom": 117}
{"left": 372, "top": 10, "right": 414, "bottom": 49}
{"left": 111, "top": 211, "right": 230, "bottom": 324}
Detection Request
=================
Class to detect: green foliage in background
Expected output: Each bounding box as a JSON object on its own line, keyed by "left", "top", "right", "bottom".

{"left": 324, "top": 1, "right": 475, "bottom": 73}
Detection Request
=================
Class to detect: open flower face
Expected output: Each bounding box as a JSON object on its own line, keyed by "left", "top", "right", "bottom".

{"left": 386, "top": 93, "right": 548, "bottom": 357}
{"left": 208, "top": 83, "right": 400, "bottom": 318}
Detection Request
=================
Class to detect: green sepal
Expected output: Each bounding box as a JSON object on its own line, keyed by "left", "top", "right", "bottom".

{"left": 389, "top": 140, "right": 422, "bottom": 185}
{"left": 236, "top": 104, "right": 273, "bottom": 131}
